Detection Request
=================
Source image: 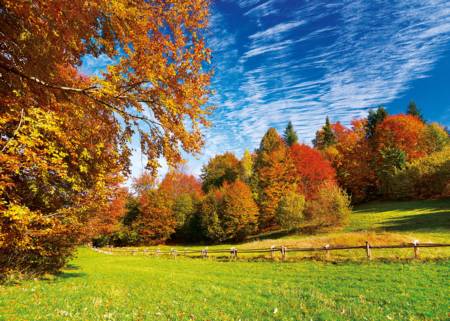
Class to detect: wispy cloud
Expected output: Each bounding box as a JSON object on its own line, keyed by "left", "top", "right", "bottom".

{"left": 184, "top": 0, "right": 450, "bottom": 175}
{"left": 82, "top": 0, "right": 450, "bottom": 177}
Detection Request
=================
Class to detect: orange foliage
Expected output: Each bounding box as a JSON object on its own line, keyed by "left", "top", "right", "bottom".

{"left": 1, "top": 0, "right": 212, "bottom": 174}
{"left": 86, "top": 187, "right": 128, "bottom": 239}
{"left": 255, "top": 129, "right": 297, "bottom": 229}
{"left": 134, "top": 190, "right": 176, "bottom": 244}
{"left": 160, "top": 171, "right": 203, "bottom": 200}
{"left": 375, "top": 114, "right": 427, "bottom": 160}
{"left": 0, "top": 0, "right": 211, "bottom": 274}
{"left": 328, "top": 119, "right": 378, "bottom": 203}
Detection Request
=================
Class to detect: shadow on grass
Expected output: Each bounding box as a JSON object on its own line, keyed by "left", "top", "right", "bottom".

{"left": 54, "top": 264, "right": 87, "bottom": 280}
{"left": 56, "top": 271, "right": 87, "bottom": 279}
{"left": 353, "top": 198, "right": 450, "bottom": 215}
{"left": 245, "top": 226, "right": 321, "bottom": 242}
{"left": 381, "top": 210, "right": 450, "bottom": 231}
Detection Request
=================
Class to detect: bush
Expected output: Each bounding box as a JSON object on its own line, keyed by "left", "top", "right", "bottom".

{"left": 276, "top": 191, "right": 306, "bottom": 230}
{"left": 0, "top": 205, "right": 81, "bottom": 279}
{"left": 305, "top": 183, "right": 351, "bottom": 228}
{"left": 384, "top": 146, "right": 450, "bottom": 199}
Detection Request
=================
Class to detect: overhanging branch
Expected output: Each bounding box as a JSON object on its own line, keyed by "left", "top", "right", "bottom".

{"left": 0, "top": 61, "right": 163, "bottom": 129}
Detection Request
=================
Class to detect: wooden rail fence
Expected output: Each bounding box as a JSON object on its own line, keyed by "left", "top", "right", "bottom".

{"left": 93, "top": 241, "right": 450, "bottom": 260}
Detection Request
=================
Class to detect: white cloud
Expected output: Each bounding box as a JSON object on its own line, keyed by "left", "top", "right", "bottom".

{"left": 249, "top": 21, "right": 305, "bottom": 40}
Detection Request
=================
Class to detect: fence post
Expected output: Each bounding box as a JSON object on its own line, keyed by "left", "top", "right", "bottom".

{"left": 270, "top": 245, "right": 276, "bottom": 259}
{"left": 171, "top": 248, "right": 177, "bottom": 259}
{"left": 365, "top": 241, "right": 371, "bottom": 260}
{"left": 234, "top": 248, "right": 238, "bottom": 260}
{"left": 202, "top": 248, "right": 208, "bottom": 259}
{"left": 324, "top": 244, "right": 330, "bottom": 260}
{"left": 413, "top": 240, "right": 419, "bottom": 259}
{"left": 230, "top": 247, "right": 235, "bottom": 260}
{"left": 155, "top": 248, "right": 161, "bottom": 257}
{"left": 281, "top": 246, "right": 287, "bottom": 261}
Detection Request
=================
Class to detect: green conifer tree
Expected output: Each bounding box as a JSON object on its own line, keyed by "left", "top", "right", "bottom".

{"left": 406, "top": 100, "right": 425, "bottom": 122}
{"left": 283, "top": 121, "right": 299, "bottom": 146}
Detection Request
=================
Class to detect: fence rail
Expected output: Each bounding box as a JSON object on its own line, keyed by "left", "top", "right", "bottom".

{"left": 93, "top": 242, "right": 450, "bottom": 260}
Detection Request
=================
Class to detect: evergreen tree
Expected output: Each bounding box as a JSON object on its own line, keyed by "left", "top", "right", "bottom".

{"left": 313, "top": 117, "right": 336, "bottom": 149}
{"left": 406, "top": 100, "right": 425, "bottom": 122}
{"left": 323, "top": 117, "right": 336, "bottom": 147}
{"left": 283, "top": 121, "right": 299, "bottom": 146}
{"left": 366, "top": 106, "right": 388, "bottom": 139}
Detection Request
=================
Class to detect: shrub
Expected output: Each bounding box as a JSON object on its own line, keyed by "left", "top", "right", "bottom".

{"left": 384, "top": 146, "right": 450, "bottom": 199}
{"left": 276, "top": 191, "right": 306, "bottom": 230}
{"left": 305, "top": 183, "right": 351, "bottom": 228}
{"left": 0, "top": 205, "right": 81, "bottom": 279}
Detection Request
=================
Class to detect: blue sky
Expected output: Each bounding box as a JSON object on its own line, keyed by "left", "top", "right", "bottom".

{"left": 82, "top": 0, "right": 450, "bottom": 179}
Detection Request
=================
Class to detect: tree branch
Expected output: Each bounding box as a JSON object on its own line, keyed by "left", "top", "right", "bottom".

{"left": 0, "top": 61, "right": 163, "bottom": 129}
{"left": 1, "top": 108, "right": 24, "bottom": 152}
{"left": 0, "top": 62, "right": 97, "bottom": 92}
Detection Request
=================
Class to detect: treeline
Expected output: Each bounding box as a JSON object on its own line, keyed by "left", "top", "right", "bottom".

{"left": 314, "top": 101, "right": 450, "bottom": 202}
{"left": 94, "top": 101, "right": 449, "bottom": 247}
{"left": 95, "top": 129, "right": 350, "bottom": 246}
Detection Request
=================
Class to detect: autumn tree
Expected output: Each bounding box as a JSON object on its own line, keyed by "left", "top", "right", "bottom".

{"left": 0, "top": 0, "right": 211, "bottom": 275}
{"left": 328, "top": 119, "right": 378, "bottom": 203}
{"left": 159, "top": 170, "right": 203, "bottom": 240}
{"left": 132, "top": 172, "right": 157, "bottom": 196}
{"left": 254, "top": 128, "right": 297, "bottom": 229}
{"left": 290, "top": 144, "right": 336, "bottom": 198}
{"left": 159, "top": 170, "right": 202, "bottom": 200}
{"left": 276, "top": 191, "right": 305, "bottom": 231}
{"left": 422, "top": 123, "right": 449, "bottom": 154}
{"left": 305, "top": 183, "right": 351, "bottom": 228}
{"left": 87, "top": 187, "right": 129, "bottom": 239}
{"left": 283, "top": 121, "right": 299, "bottom": 146}
{"left": 375, "top": 114, "right": 427, "bottom": 160}
{"left": 134, "top": 190, "right": 175, "bottom": 244}
{"left": 200, "top": 180, "right": 258, "bottom": 243}
{"left": 201, "top": 152, "right": 240, "bottom": 192}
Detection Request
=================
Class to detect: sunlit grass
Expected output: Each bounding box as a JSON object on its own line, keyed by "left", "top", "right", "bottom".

{"left": 1, "top": 199, "right": 449, "bottom": 320}
{"left": 1, "top": 248, "right": 449, "bottom": 320}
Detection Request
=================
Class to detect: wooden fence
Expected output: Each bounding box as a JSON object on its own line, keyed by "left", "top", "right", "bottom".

{"left": 93, "top": 241, "right": 450, "bottom": 261}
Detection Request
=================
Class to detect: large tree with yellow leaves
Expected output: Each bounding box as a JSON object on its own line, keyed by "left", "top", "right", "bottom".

{"left": 0, "top": 0, "right": 211, "bottom": 276}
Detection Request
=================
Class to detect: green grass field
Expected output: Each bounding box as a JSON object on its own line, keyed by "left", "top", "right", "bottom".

{"left": 1, "top": 199, "right": 449, "bottom": 320}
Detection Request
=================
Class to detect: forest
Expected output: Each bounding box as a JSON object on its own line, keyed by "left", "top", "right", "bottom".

{"left": 89, "top": 104, "right": 449, "bottom": 249}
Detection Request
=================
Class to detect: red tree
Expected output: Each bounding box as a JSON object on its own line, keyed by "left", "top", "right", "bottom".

{"left": 290, "top": 144, "right": 336, "bottom": 199}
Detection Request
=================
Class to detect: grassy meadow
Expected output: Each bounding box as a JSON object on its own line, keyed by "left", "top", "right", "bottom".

{"left": 1, "top": 199, "right": 449, "bottom": 320}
